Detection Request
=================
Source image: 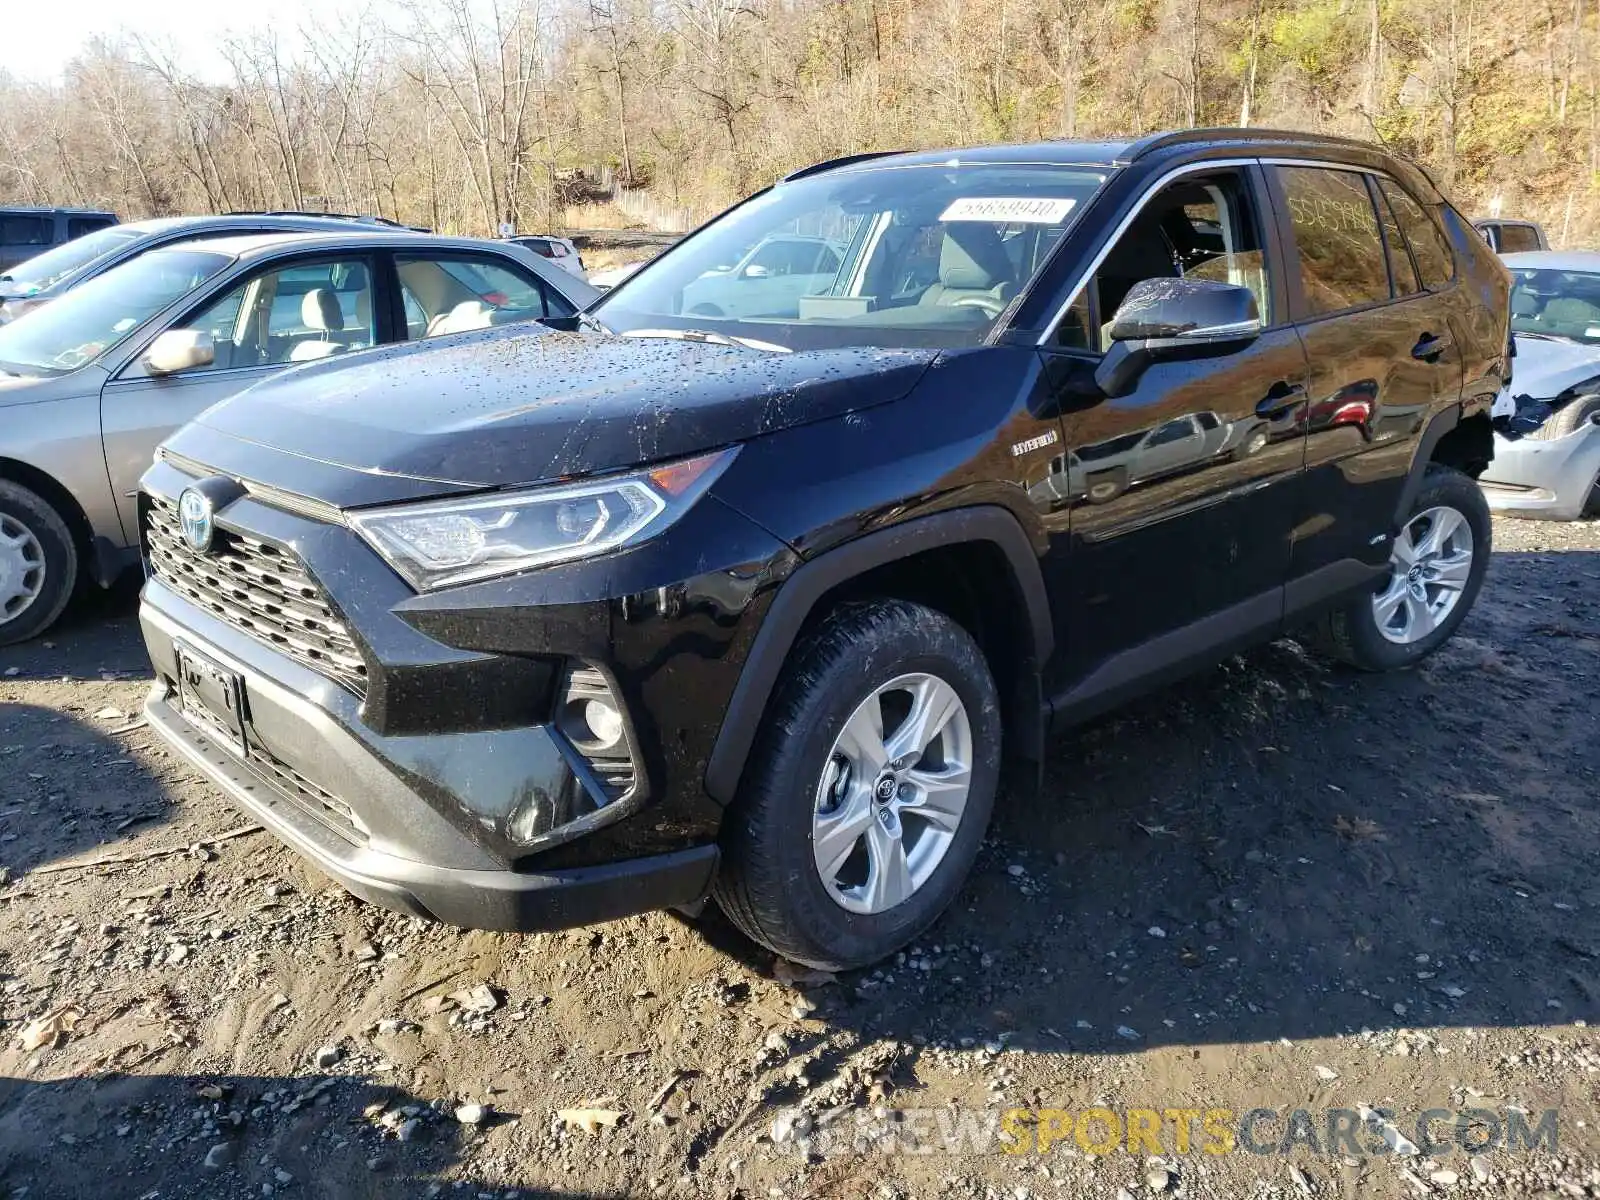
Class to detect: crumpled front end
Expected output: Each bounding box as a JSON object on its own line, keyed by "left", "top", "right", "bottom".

{"left": 1483, "top": 395, "right": 1600, "bottom": 519}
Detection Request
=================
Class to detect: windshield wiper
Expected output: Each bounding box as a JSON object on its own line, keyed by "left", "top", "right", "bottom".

{"left": 623, "top": 327, "right": 790, "bottom": 353}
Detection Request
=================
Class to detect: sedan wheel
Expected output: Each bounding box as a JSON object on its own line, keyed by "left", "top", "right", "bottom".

{"left": 0, "top": 513, "right": 47, "bottom": 625}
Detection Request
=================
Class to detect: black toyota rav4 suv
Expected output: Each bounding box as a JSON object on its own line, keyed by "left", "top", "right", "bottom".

{"left": 139, "top": 129, "right": 1510, "bottom": 970}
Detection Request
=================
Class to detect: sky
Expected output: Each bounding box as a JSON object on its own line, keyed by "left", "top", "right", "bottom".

{"left": 6, "top": 0, "right": 339, "bottom": 83}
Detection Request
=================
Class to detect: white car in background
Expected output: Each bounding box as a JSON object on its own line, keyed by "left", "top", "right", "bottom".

{"left": 1482, "top": 250, "right": 1600, "bottom": 519}
{"left": 506, "top": 235, "right": 587, "bottom": 281}
{"left": 587, "top": 260, "right": 647, "bottom": 290}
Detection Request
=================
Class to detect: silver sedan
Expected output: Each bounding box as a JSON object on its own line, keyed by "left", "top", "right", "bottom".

{"left": 1481, "top": 250, "right": 1600, "bottom": 520}
{"left": 0, "top": 230, "right": 596, "bottom": 644}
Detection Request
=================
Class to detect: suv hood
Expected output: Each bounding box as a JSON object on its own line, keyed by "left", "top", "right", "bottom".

{"left": 194, "top": 325, "right": 937, "bottom": 490}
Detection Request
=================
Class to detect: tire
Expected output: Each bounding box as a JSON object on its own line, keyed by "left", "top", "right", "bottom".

{"left": 1085, "top": 468, "right": 1128, "bottom": 504}
{"left": 1307, "top": 463, "right": 1490, "bottom": 671}
{"left": 1528, "top": 394, "right": 1600, "bottom": 442}
{"left": 712, "top": 599, "right": 1002, "bottom": 970}
{"left": 0, "top": 480, "right": 78, "bottom": 647}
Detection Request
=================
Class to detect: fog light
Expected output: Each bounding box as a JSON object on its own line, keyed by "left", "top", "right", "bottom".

{"left": 555, "top": 663, "right": 638, "bottom": 802}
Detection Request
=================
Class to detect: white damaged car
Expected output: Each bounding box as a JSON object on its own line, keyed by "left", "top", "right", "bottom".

{"left": 1481, "top": 251, "right": 1600, "bottom": 519}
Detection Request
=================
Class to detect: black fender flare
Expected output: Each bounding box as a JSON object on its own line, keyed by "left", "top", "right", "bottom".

{"left": 702, "top": 506, "right": 1053, "bottom": 805}
{"left": 1393, "top": 403, "right": 1461, "bottom": 525}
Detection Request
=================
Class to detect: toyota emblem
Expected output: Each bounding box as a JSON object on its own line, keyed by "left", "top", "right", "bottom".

{"left": 178, "top": 488, "right": 215, "bottom": 553}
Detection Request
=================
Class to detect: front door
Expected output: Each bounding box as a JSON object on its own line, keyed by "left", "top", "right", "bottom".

{"left": 100, "top": 255, "right": 379, "bottom": 540}
{"left": 1035, "top": 163, "right": 1310, "bottom": 712}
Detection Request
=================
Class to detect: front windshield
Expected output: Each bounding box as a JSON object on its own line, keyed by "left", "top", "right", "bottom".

{"left": 1510, "top": 267, "right": 1600, "bottom": 344}
{"left": 593, "top": 162, "right": 1108, "bottom": 350}
{"left": 0, "top": 225, "right": 143, "bottom": 294}
{"left": 0, "top": 249, "right": 232, "bottom": 377}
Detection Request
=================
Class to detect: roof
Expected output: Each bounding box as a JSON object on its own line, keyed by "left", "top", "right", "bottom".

{"left": 0, "top": 205, "right": 117, "bottom": 216}
{"left": 156, "top": 230, "right": 516, "bottom": 259}
{"left": 1501, "top": 250, "right": 1600, "bottom": 270}
{"left": 790, "top": 126, "right": 1409, "bottom": 180}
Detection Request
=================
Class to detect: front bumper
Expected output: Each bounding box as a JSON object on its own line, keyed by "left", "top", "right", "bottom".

{"left": 1481, "top": 422, "right": 1600, "bottom": 520}
{"left": 140, "top": 588, "right": 718, "bottom": 931}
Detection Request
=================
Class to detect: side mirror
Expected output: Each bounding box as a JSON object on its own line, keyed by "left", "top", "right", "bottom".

{"left": 144, "top": 329, "right": 214, "bottom": 375}
{"left": 742, "top": 264, "right": 770, "bottom": 279}
{"left": 1094, "top": 278, "right": 1260, "bottom": 399}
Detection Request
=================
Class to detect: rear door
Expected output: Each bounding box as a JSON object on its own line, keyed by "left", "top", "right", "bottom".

{"left": 99, "top": 252, "right": 382, "bottom": 539}
{"left": 1273, "top": 163, "right": 1463, "bottom": 598}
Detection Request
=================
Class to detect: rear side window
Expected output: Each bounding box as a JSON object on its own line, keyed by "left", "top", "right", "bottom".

{"left": 1277, "top": 167, "right": 1391, "bottom": 317}
{"left": 1379, "top": 180, "right": 1455, "bottom": 290}
{"left": 1, "top": 214, "right": 51, "bottom": 245}
{"left": 67, "top": 216, "right": 116, "bottom": 239}
{"left": 1497, "top": 224, "right": 1544, "bottom": 254}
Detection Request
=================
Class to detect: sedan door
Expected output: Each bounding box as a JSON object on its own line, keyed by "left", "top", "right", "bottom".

{"left": 98, "top": 253, "right": 380, "bottom": 540}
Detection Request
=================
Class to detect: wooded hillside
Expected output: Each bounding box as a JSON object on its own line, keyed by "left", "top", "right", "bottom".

{"left": 1, "top": 0, "right": 1595, "bottom": 242}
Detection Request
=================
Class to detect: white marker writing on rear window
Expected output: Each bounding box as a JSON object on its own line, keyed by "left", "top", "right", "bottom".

{"left": 940, "top": 197, "right": 1077, "bottom": 224}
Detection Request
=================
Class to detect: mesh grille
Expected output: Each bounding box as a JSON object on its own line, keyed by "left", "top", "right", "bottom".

{"left": 146, "top": 495, "right": 368, "bottom": 697}
{"left": 250, "top": 743, "right": 367, "bottom": 845}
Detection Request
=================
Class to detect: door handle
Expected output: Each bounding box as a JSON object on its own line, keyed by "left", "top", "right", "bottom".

{"left": 1255, "top": 382, "right": 1307, "bottom": 419}
{"left": 1412, "top": 332, "right": 1453, "bottom": 361}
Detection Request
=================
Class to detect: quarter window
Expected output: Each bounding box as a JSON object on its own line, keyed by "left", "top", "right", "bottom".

{"left": 1278, "top": 167, "right": 1392, "bottom": 316}
{"left": 1378, "top": 179, "right": 1455, "bottom": 290}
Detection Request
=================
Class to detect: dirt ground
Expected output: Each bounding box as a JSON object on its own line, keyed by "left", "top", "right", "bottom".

{"left": 1, "top": 514, "right": 1598, "bottom": 1200}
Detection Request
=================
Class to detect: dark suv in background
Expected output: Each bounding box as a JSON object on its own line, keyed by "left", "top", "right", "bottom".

{"left": 0, "top": 207, "right": 118, "bottom": 272}
{"left": 138, "top": 128, "right": 1510, "bottom": 970}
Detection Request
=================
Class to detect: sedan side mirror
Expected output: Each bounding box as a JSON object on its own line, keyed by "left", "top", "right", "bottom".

{"left": 742, "top": 264, "right": 771, "bottom": 279}
{"left": 1094, "top": 278, "right": 1260, "bottom": 399}
{"left": 144, "top": 329, "right": 215, "bottom": 376}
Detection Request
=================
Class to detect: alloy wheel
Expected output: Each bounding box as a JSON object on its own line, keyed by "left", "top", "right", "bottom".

{"left": 1372, "top": 505, "right": 1474, "bottom": 645}
{"left": 811, "top": 672, "right": 973, "bottom": 915}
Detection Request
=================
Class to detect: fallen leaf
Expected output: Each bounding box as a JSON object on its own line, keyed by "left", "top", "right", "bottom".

{"left": 1333, "top": 814, "right": 1384, "bottom": 841}
{"left": 18, "top": 1005, "right": 84, "bottom": 1051}
{"left": 558, "top": 1106, "right": 624, "bottom": 1135}
{"left": 195, "top": 1084, "right": 226, "bottom": 1101}
{"left": 773, "top": 960, "right": 836, "bottom": 988}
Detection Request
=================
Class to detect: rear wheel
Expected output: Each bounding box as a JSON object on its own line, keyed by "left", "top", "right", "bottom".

{"left": 0, "top": 480, "right": 78, "bottom": 647}
{"left": 1307, "top": 464, "right": 1490, "bottom": 671}
{"left": 713, "top": 599, "right": 1001, "bottom": 970}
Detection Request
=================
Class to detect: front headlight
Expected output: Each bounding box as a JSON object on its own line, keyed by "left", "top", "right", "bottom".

{"left": 349, "top": 448, "right": 736, "bottom": 591}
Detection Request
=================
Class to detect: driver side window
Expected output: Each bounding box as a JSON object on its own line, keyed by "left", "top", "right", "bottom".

{"left": 1052, "top": 169, "right": 1271, "bottom": 352}
{"left": 164, "top": 258, "right": 376, "bottom": 374}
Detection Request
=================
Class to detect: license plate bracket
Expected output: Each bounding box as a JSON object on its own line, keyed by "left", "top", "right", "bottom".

{"left": 175, "top": 642, "right": 248, "bottom": 756}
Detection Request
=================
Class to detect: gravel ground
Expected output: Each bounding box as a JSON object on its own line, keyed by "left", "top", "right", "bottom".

{"left": 1, "top": 514, "right": 1597, "bottom": 1200}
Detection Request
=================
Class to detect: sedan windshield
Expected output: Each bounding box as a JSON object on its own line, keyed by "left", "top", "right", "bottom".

{"left": 1510, "top": 267, "right": 1600, "bottom": 344}
{"left": 592, "top": 162, "right": 1108, "bottom": 350}
{"left": 0, "top": 225, "right": 143, "bottom": 295}
{"left": 0, "top": 249, "right": 232, "bottom": 377}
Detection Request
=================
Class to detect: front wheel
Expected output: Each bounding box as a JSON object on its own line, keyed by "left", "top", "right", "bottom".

{"left": 1308, "top": 464, "right": 1490, "bottom": 671}
{"left": 713, "top": 599, "right": 1001, "bottom": 970}
{"left": 0, "top": 480, "right": 78, "bottom": 647}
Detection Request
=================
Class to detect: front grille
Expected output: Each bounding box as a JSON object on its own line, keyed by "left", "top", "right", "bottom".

{"left": 146, "top": 495, "right": 369, "bottom": 697}
{"left": 251, "top": 743, "right": 367, "bottom": 845}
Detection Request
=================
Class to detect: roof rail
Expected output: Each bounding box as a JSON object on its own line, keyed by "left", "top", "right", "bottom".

{"left": 1118, "top": 126, "right": 1382, "bottom": 164}
{"left": 782, "top": 150, "right": 905, "bottom": 182}
{"left": 223, "top": 210, "right": 417, "bottom": 228}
